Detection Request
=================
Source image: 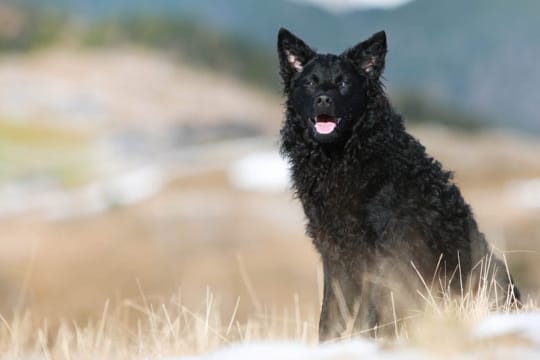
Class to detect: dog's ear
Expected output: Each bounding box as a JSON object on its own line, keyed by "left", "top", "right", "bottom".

{"left": 277, "top": 28, "right": 315, "bottom": 89}
{"left": 342, "top": 31, "right": 387, "bottom": 79}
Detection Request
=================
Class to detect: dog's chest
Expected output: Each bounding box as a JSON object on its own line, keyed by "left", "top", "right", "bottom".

{"left": 300, "top": 171, "right": 378, "bottom": 251}
{"left": 301, "top": 161, "right": 371, "bottom": 214}
{"left": 297, "top": 162, "right": 399, "bottom": 255}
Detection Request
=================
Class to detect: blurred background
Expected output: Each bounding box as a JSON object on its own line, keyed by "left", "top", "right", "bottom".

{"left": 0, "top": 0, "right": 539, "bottom": 327}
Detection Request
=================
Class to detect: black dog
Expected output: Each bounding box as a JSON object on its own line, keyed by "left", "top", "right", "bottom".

{"left": 277, "top": 28, "right": 520, "bottom": 341}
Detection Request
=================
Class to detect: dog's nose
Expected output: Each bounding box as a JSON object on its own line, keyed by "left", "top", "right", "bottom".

{"left": 315, "top": 95, "right": 333, "bottom": 107}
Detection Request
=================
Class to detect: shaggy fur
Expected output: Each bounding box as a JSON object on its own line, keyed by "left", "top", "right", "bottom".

{"left": 277, "top": 28, "right": 520, "bottom": 341}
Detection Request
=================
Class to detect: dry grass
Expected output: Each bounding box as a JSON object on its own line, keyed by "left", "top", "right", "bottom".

{"left": 0, "top": 119, "right": 94, "bottom": 186}
{"left": 0, "top": 289, "right": 318, "bottom": 359}
{"left": 0, "top": 243, "right": 534, "bottom": 360}
{"left": 0, "top": 275, "right": 535, "bottom": 360}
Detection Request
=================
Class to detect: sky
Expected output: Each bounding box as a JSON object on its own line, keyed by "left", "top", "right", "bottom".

{"left": 290, "top": 0, "right": 413, "bottom": 12}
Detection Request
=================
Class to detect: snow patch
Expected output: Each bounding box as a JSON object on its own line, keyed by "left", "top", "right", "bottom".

{"left": 228, "top": 151, "right": 291, "bottom": 192}
{"left": 473, "top": 312, "right": 540, "bottom": 345}
{"left": 288, "top": 0, "right": 412, "bottom": 13}
{"left": 175, "top": 340, "right": 375, "bottom": 360}
{"left": 505, "top": 178, "right": 540, "bottom": 209}
{"left": 0, "top": 165, "right": 165, "bottom": 220}
{"left": 172, "top": 340, "right": 431, "bottom": 360}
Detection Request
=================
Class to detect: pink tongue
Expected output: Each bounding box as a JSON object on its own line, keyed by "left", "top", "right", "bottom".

{"left": 315, "top": 121, "right": 336, "bottom": 134}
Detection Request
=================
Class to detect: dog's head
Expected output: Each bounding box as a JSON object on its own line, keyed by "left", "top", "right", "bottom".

{"left": 278, "top": 28, "right": 387, "bottom": 144}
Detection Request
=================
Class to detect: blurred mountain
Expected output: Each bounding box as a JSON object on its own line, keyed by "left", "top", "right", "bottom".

{"left": 9, "top": 0, "right": 540, "bottom": 132}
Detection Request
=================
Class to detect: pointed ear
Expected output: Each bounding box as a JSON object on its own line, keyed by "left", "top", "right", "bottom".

{"left": 277, "top": 28, "right": 316, "bottom": 89}
{"left": 342, "top": 31, "right": 387, "bottom": 79}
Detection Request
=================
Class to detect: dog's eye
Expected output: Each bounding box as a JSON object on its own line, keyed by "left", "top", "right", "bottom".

{"left": 305, "top": 79, "right": 316, "bottom": 87}
{"left": 339, "top": 80, "right": 350, "bottom": 88}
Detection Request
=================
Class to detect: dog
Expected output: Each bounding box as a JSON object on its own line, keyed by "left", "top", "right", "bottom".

{"left": 277, "top": 28, "right": 520, "bottom": 341}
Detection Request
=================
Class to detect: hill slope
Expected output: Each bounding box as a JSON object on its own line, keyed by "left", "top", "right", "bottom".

{"left": 12, "top": 0, "right": 540, "bottom": 132}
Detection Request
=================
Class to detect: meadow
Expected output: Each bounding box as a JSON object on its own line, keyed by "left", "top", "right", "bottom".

{"left": 0, "top": 48, "right": 539, "bottom": 359}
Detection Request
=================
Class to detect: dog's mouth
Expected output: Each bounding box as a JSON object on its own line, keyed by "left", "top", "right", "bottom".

{"left": 311, "top": 115, "right": 342, "bottom": 135}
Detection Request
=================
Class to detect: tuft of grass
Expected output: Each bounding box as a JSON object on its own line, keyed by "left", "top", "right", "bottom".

{"left": 0, "top": 294, "right": 535, "bottom": 359}
{"left": 0, "top": 119, "right": 95, "bottom": 187}
{"left": 0, "top": 258, "right": 536, "bottom": 359}
{"left": 0, "top": 121, "right": 89, "bottom": 146}
{"left": 0, "top": 293, "right": 319, "bottom": 359}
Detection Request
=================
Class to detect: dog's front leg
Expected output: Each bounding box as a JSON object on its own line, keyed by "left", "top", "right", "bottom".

{"left": 319, "top": 260, "right": 362, "bottom": 342}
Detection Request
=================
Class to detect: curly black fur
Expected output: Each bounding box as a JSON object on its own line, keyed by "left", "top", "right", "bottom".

{"left": 277, "top": 28, "right": 520, "bottom": 341}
